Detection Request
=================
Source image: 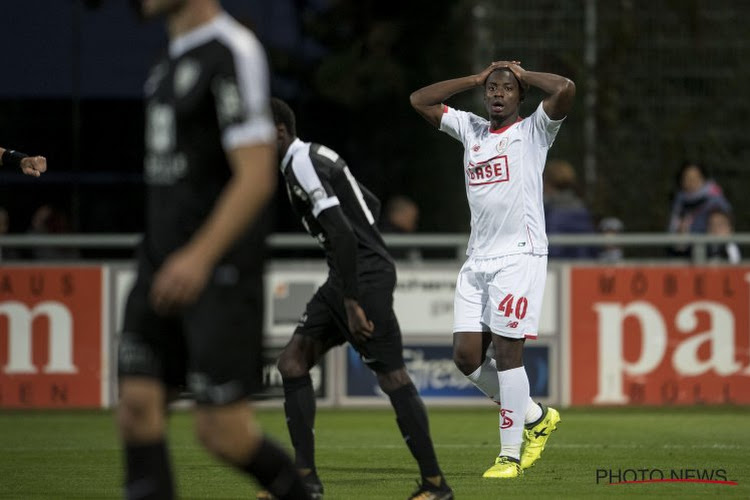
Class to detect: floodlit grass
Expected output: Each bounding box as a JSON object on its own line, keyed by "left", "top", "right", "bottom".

{"left": 0, "top": 406, "right": 748, "bottom": 499}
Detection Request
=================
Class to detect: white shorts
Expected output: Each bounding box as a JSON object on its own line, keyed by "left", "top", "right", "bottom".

{"left": 452, "top": 253, "right": 547, "bottom": 339}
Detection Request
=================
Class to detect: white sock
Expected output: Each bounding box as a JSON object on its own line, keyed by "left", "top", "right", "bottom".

{"left": 467, "top": 356, "right": 542, "bottom": 427}
{"left": 466, "top": 356, "right": 501, "bottom": 403}
{"left": 525, "top": 397, "right": 543, "bottom": 425}
{"left": 497, "top": 366, "right": 529, "bottom": 460}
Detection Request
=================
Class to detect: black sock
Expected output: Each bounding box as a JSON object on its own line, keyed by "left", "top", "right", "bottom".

{"left": 241, "top": 436, "right": 311, "bottom": 500}
{"left": 283, "top": 375, "right": 317, "bottom": 471}
{"left": 124, "top": 440, "right": 175, "bottom": 500}
{"left": 387, "top": 383, "right": 442, "bottom": 479}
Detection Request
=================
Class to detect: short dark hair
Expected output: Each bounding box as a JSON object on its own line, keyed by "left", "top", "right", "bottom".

{"left": 270, "top": 97, "right": 296, "bottom": 137}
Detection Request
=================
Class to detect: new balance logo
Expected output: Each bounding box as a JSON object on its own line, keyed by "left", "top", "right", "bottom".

{"left": 505, "top": 321, "right": 519, "bottom": 328}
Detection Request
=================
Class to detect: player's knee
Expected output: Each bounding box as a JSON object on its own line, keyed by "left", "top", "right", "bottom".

{"left": 117, "top": 380, "right": 164, "bottom": 442}
{"left": 195, "top": 408, "right": 262, "bottom": 463}
{"left": 376, "top": 368, "right": 411, "bottom": 394}
{"left": 453, "top": 349, "right": 481, "bottom": 375}
{"left": 195, "top": 418, "right": 225, "bottom": 457}
{"left": 277, "top": 348, "right": 309, "bottom": 379}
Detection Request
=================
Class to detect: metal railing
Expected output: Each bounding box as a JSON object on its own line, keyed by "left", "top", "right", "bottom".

{"left": 1, "top": 233, "right": 749, "bottom": 263}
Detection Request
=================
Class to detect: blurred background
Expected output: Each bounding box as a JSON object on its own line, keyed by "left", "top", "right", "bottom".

{"left": 1, "top": 6, "right": 749, "bottom": 493}
{"left": 1, "top": 0, "right": 747, "bottom": 239}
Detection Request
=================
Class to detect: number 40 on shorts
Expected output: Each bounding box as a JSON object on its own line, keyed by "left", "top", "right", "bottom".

{"left": 498, "top": 294, "right": 528, "bottom": 319}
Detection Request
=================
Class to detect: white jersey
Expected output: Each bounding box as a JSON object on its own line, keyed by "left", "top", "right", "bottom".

{"left": 440, "top": 102, "right": 564, "bottom": 258}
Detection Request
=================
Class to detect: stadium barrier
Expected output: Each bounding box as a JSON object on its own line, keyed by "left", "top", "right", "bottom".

{"left": 0, "top": 233, "right": 748, "bottom": 409}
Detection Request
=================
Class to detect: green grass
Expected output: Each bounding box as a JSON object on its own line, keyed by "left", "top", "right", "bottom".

{"left": 1, "top": 406, "right": 748, "bottom": 499}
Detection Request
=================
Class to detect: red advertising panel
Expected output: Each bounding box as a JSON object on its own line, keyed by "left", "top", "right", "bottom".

{"left": 0, "top": 267, "right": 104, "bottom": 408}
{"left": 570, "top": 267, "right": 750, "bottom": 405}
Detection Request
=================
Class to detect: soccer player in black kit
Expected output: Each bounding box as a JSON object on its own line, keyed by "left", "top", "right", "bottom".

{"left": 267, "top": 98, "right": 453, "bottom": 500}
{"left": 118, "top": 2, "right": 310, "bottom": 499}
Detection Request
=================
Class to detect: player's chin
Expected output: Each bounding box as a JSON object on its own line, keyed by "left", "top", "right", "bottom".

{"left": 488, "top": 110, "right": 506, "bottom": 122}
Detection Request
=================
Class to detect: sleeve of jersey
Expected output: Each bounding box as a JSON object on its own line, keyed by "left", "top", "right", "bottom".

{"left": 438, "top": 105, "right": 469, "bottom": 144}
{"left": 528, "top": 102, "right": 565, "bottom": 148}
{"left": 212, "top": 35, "right": 275, "bottom": 151}
{"left": 291, "top": 154, "right": 341, "bottom": 217}
{"left": 316, "top": 206, "right": 359, "bottom": 300}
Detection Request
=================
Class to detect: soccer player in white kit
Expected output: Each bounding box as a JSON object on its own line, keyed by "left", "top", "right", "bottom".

{"left": 410, "top": 61, "right": 575, "bottom": 478}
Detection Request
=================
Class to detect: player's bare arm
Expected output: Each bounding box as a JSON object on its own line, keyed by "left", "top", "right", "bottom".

{"left": 150, "top": 143, "right": 276, "bottom": 313}
{"left": 410, "top": 61, "right": 520, "bottom": 127}
{"left": 508, "top": 64, "right": 576, "bottom": 120}
{"left": 0, "top": 147, "right": 47, "bottom": 177}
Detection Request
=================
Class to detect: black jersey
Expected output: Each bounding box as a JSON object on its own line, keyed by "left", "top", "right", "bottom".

{"left": 281, "top": 138, "right": 394, "bottom": 283}
{"left": 142, "top": 13, "right": 274, "bottom": 271}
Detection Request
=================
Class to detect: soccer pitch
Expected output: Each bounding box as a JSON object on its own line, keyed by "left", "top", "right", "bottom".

{"left": 1, "top": 406, "right": 748, "bottom": 499}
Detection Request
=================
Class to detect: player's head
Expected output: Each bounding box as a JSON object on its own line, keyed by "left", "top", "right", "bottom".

{"left": 484, "top": 68, "right": 526, "bottom": 123}
{"left": 130, "top": 0, "right": 188, "bottom": 20}
{"left": 270, "top": 97, "right": 297, "bottom": 157}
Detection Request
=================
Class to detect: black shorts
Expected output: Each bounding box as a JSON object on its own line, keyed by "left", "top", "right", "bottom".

{"left": 296, "top": 269, "right": 404, "bottom": 373}
{"left": 118, "top": 254, "right": 264, "bottom": 405}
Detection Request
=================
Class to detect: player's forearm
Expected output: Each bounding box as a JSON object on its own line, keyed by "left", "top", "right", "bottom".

{"left": 410, "top": 76, "right": 479, "bottom": 107}
{"left": 520, "top": 71, "right": 575, "bottom": 99}
{"left": 520, "top": 71, "right": 576, "bottom": 119}
{"left": 187, "top": 144, "right": 276, "bottom": 266}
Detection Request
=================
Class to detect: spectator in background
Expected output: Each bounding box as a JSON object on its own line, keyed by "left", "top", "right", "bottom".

{"left": 598, "top": 216, "right": 625, "bottom": 262}
{"left": 706, "top": 209, "right": 741, "bottom": 264}
{"left": 27, "top": 204, "right": 80, "bottom": 260}
{"left": 543, "top": 159, "right": 595, "bottom": 258}
{"left": 381, "top": 195, "right": 422, "bottom": 262}
{"left": 667, "top": 161, "right": 731, "bottom": 257}
{"left": 382, "top": 195, "right": 419, "bottom": 234}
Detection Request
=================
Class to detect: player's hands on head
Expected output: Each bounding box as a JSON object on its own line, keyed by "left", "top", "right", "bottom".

{"left": 506, "top": 63, "right": 527, "bottom": 83}
{"left": 20, "top": 156, "right": 47, "bottom": 177}
{"left": 150, "top": 244, "right": 213, "bottom": 314}
{"left": 344, "top": 298, "right": 374, "bottom": 344}
{"left": 475, "top": 60, "right": 522, "bottom": 86}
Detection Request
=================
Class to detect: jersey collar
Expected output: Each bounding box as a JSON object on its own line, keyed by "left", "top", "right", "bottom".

{"left": 169, "top": 11, "right": 229, "bottom": 59}
{"left": 490, "top": 116, "right": 522, "bottom": 134}
{"left": 281, "top": 138, "right": 305, "bottom": 173}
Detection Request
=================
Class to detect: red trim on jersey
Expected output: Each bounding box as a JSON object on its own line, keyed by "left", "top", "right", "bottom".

{"left": 443, "top": 104, "right": 449, "bottom": 114}
{"left": 490, "top": 116, "right": 522, "bottom": 134}
{"left": 523, "top": 333, "right": 538, "bottom": 339}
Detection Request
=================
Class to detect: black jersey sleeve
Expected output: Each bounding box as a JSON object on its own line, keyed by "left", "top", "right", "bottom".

{"left": 316, "top": 205, "right": 359, "bottom": 300}
{"left": 289, "top": 146, "right": 341, "bottom": 216}
{"left": 210, "top": 27, "right": 275, "bottom": 151}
